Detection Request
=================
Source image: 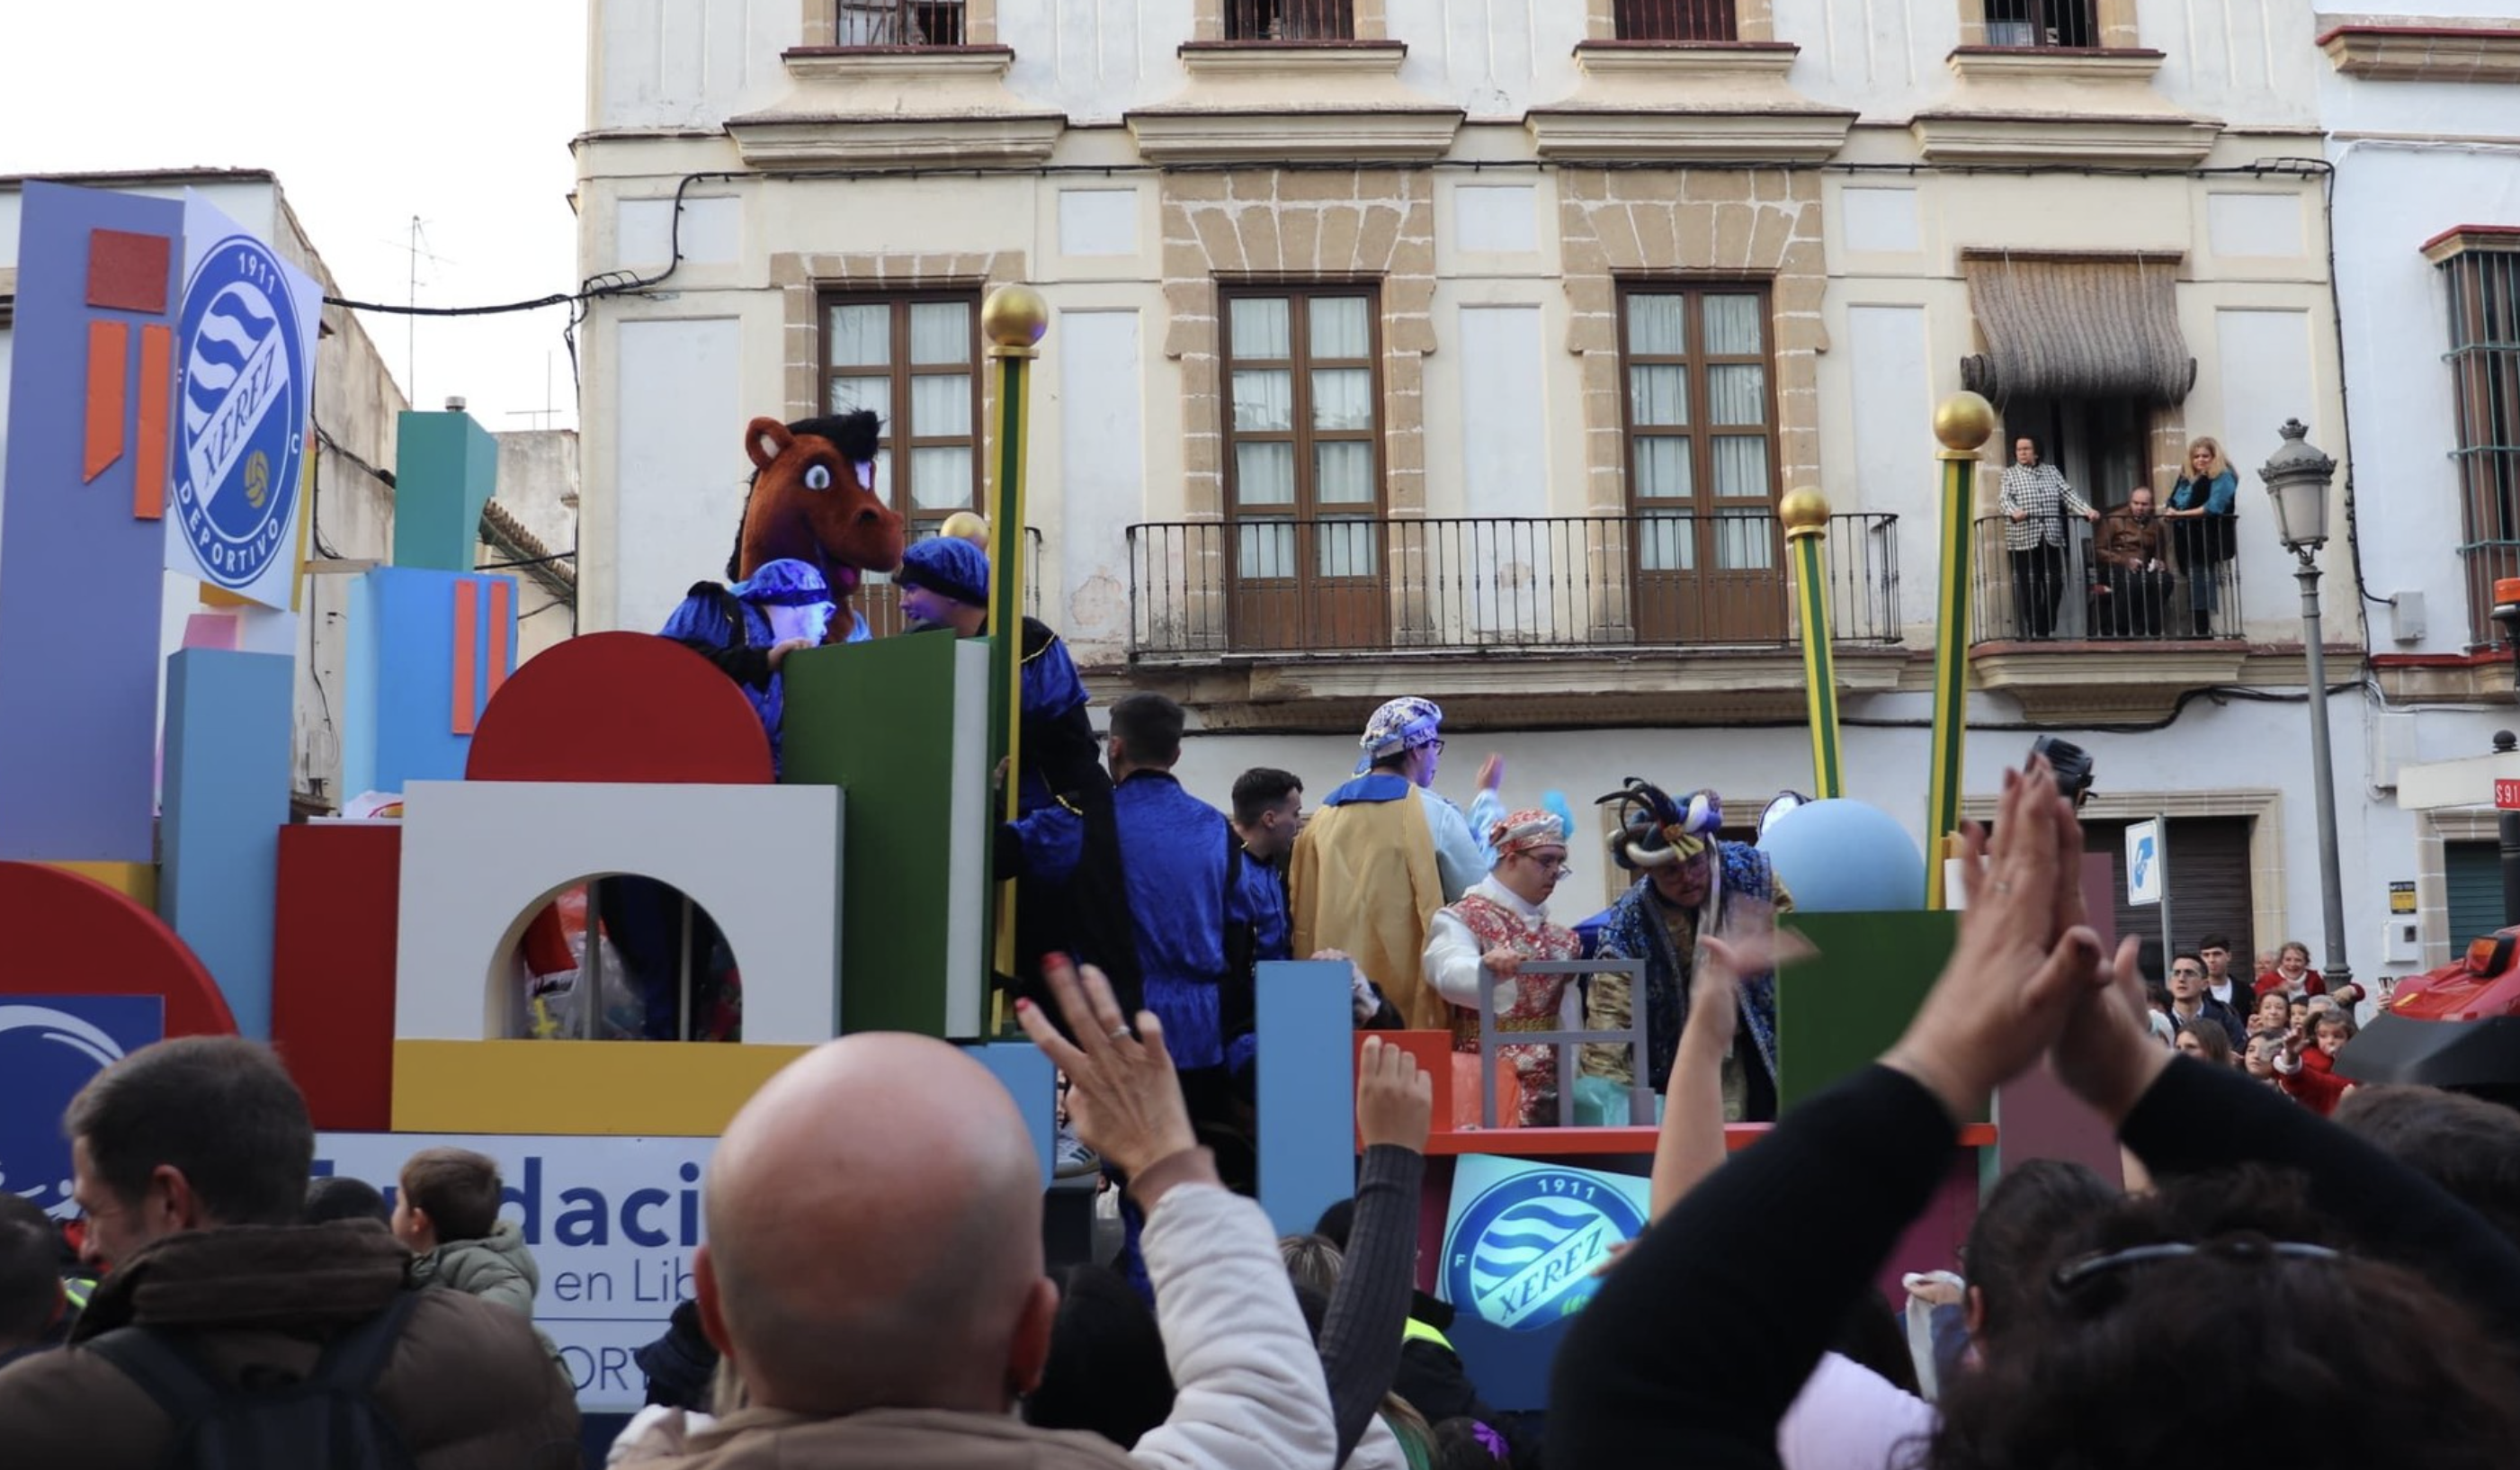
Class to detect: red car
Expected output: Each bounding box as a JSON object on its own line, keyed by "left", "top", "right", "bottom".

{"left": 2337, "top": 931, "right": 2520, "bottom": 1105}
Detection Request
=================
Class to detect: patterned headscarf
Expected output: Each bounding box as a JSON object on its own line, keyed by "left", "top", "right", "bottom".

{"left": 1597, "top": 777, "right": 1722, "bottom": 870}
{"left": 1488, "top": 808, "right": 1567, "bottom": 859}
{"left": 1355, "top": 696, "right": 1443, "bottom": 774}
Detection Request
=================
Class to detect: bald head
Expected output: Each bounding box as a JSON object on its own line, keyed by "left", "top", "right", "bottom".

{"left": 698, "top": 1034, "right": 1051, "bottom": 1416}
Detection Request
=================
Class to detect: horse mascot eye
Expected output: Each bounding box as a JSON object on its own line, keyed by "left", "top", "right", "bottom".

{"left": 802, "top": 463, "right": 832, "bottom": 491}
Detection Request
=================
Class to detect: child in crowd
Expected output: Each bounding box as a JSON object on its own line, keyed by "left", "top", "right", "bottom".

{"left": 2250, "top": 990, "right": 2290, "bottom": 1037}
{"left": 394, "top": 1147, "right": 566, "bottom": 1370}
{"left": 2274, "top": 1011, "right": 2355, "bottom": 1116}
{"left": 2174, "top": 1022, "right": 2234, "bottom": 1068}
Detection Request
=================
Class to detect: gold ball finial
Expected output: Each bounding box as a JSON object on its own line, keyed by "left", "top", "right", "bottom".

{"left": 1934, "top": 391, "right": 1997, "bottom": 452}
{"left": 938, "top": 510, "right": 991, "bottom": 549}
{"left": 981, "top": 283, "right": 1050, "bottom": 357}
{"left": 1779, "top": 487, "right": 1831, "bottom": 538}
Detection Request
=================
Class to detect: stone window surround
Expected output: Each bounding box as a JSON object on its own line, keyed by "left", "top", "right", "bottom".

{"left": 1557, "top": 167, "right": 1824, "bottom": 517}
{"left": 2416, "top": 810, "right": 2499, "bottom": 970}
{"left": 771, "top": 247, "right": 1029, "bottom": 440}
{"left": 2319, "top": 22, "right": 2520, "bottom": 83}
{"left": 803, "top": 0, "right": 998, "bottom": 46}
{"left": 1954, "top": 0, "right": 2140, "bottom": 51}
{"left": 1191, "top": 0, "right": 1388, "bottom": 42}
{"left": 1961, "top": 787, "right": 2288, "bottom": 958}
{"left": 1582, "top": 0, "right": 1776, "bottom": 45}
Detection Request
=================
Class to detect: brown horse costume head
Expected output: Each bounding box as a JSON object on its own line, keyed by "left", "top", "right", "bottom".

{"left": 728, "top": 411, "right": 905, "bottom": 605}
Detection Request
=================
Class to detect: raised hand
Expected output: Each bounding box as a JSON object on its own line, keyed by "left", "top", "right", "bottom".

{"left": 1015, "top": 955, "right": 1197, "bottom": 1178}
{"left": 1356, "top": 1035, "right": 1434, "bottom": 1153}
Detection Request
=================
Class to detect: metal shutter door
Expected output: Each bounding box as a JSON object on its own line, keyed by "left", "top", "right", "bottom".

{"left": 2446, "top": 841, "right": 2506, "bottom": 950}
{"left": 2084, "top": 816, "right": 2256, "bottom": 976}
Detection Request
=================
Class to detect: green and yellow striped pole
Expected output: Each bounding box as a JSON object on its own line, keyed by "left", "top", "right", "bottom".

{"left": 980, "top": 284, "right": 1048, "bottom": 992}
{"left": 1925, "top": 391, "right": 1997, "bottom": 910}
{"left": 1782, "top": 488, "right": 1843, "bottom": 800}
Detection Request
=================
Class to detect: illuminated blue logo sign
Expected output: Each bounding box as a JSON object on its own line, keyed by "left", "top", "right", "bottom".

{"left": 0, "top": 998, "right": 164, "bottom": 1219}
{"left": 1442, "top": 1161, "right": 1647, "bottom": 1331}
{"left": 174, "top": 235, "right": 306, "bottom": 589}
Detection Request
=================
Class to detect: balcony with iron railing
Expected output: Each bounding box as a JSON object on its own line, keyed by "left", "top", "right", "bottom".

{"left": 1968, "top": 515, "right": 2242, "bottom": 646}
{"left": 1125, "top": 512, "right": 1899, "bottom": 659}
{"left": 833, "top": 0, "right": 967, "bottom": 46}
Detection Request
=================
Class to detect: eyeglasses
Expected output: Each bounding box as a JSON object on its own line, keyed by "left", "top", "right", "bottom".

{"left": 2170, "top": 967, "right": 2203, "bottom": 978}
{"left": 1416, "top": 738, "right": 1446, "bottom": 755}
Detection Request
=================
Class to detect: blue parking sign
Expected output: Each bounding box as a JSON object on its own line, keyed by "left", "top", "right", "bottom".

{"left": 0, "top": 997, "right": 165, "bottom": 1218}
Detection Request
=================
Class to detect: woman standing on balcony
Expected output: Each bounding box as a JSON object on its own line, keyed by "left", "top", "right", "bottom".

{"left": 1999, "top": 435, "right": 2098, "bottom": 640}
{"left": 2165, "top": 435, "right": 2240, "bottom": 638}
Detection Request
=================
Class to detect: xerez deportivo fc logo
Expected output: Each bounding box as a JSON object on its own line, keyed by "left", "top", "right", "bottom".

{"left": 1444, "top": 1167, "right": 1646, "bottom": 1331}
{"left": 175, "top": 235, "right": 305, "bottom": 589}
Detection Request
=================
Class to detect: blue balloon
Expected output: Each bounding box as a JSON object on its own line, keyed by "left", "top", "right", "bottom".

{"left": 1755, "top": 799, "right": 1926, "bottom": 913}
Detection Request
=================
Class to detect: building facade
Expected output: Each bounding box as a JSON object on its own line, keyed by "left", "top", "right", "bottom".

{"left": 572, "top": 1, "right": 2516, "bottom": 985}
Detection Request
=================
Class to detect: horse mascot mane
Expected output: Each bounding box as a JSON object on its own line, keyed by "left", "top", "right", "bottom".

{"left": 728, "top": 410, "right": 905, "bottom": 620}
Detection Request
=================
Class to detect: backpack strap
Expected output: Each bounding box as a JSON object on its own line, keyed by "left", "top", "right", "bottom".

{"left": 311, "top": 1288, "right": 422, "bottom": 1394}
{"left": 81, "top": 1322, "right": 228, "bottom": 1447}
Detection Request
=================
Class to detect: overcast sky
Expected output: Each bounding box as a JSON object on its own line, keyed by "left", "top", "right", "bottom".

{"left": 4, "top": 2, "right": 587, "bottom": 431}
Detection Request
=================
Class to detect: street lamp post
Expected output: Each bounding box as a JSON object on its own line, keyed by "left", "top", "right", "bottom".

{"left": 2258, "top": 419, "right": 2351, "bottom": 999}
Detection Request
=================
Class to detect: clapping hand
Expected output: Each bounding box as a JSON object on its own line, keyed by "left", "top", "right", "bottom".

{"left": 1881, "top": 759, "right": 2110, "bottom": 1123}
{"left": 1016, "top": 955, "right": 1197, "bottom": 1179}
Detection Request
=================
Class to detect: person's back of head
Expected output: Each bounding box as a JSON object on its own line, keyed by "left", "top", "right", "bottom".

{"left": 1280, "top": 1232, "right": 1344, "bottom": 1299}
{"left": 695, "top": 1033, "right": 1050, "bottom": 1419}
{"left": 1312, "top": 1198, "right": 1356, "bottom": 1253}
{"left": 1962, "top": 1158, "right": 2114, "bottom": 1349}
{"left": 0, "top": 1195, "right": 65, "bottom": 1354}
{"left": 65, "top": 1035, "right": 313, "bottom": 1267}
{"left": 397, "top": 1146, "right": 503, "bottom": 1249}
{"left": 303, "top": 1174, "right": 392, "bottom": 1228}
{"left": 1932, "top": 1170, "right": 2520, "bottom": 1470}
{"left": 2336, "top": 1086, "right": 2520, "bottom": 1249}
{"left": 1109, "top": 693, "right": 1185, "bottom": 771}
{"left": 1022, "top": 1264, "right": 1175, "bottom": 1448}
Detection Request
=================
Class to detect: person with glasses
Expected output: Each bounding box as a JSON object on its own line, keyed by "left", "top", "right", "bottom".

{"left": 1290, "top": 697, "right": 1502, "bottom": 1032}
{"left": 2166, "top": 948, "right": 2246, "bottom": 1052}
{"left": 1422, "top": 809, "right": 1584, "bottom": 1127}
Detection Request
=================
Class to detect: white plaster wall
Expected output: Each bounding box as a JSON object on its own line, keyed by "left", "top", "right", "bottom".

{"left": 2140, "top": 0, "right": 2320, "bottom": 131}
{"left": 591, "top": 0, "right": 798, "bottom": 132}
{"left": 1771, "top": 0, "right": 1959, "bottom": 123}
{"left": 1388, "top": 0, "right": 1586, "bottom": 120}
{"left": 612, "top": 317, "right": 746, "bottom": 635}
{"left": 1001, "top": 0, "right": 1195, "bottom": 125}
{"left": 1052, "top": 308, "right": 1148, "bottom": 661}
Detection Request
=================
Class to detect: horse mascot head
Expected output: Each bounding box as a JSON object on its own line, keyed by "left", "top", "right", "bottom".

{"left": 728, "top": 410, "right": 905, "bottom": 625}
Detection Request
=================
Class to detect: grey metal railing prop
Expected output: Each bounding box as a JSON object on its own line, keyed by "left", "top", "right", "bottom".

{"left": 1475, "top": 958, "right": 1655, "bottom": 1130}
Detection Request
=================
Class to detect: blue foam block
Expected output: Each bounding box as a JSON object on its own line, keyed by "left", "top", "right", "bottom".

{"left": 341, "top": 567, "right": 517, "bottom": 797}
{"left": 160, "top": 650, "right": 294, "bottom": 1037}
{"left": 970, "top": 1042, "right": 1057, "bottom": 1185}
{"left": 1256, "top": 959, "right": 1355, "bottom": 1235}
{"left": 0, "top": 183, "right": 183, "bottom": 860}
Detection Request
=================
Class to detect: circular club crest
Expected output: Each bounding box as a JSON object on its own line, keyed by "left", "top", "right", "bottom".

{"left": 174, "top": 235, "right": 305, "bottom": 590}
{"left": 1443, "top": 1167, "right": 1647, "bottom": 1332}
{"left": 0, "top": 1005, "right": 133, "bottom": 1219}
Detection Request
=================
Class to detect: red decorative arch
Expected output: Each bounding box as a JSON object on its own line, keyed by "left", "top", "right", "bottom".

{"left": 466, "top": 632, "right": 773, "bottom": 785}
{"left": 0, "top": 863, "right": 236, "bottom": 1035}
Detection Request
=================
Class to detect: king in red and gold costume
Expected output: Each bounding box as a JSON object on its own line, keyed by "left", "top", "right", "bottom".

{"left": 1421, "top": 809, "right": 1583, "bottom": 1126}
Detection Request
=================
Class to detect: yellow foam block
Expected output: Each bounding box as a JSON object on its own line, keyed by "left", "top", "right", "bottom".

{"left": 199, "top": 586, "right": 255, "bottom": 610}
{"left": 44, "top": 861, "right": 157, "bottom": 908}
{"left": 392, "top": 1040, "right": 812, "bottom": 1135}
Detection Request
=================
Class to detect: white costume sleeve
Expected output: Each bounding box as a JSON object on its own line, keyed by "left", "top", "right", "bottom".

{"left": 1419, "top": 788, "right": 1489, "bottom": 903}
{"left": 1423, "top": 906, "right": 1492, "bottom": 1010}
{"left": 1130, "top": 1185, "right": 1339, "bottom": 1470}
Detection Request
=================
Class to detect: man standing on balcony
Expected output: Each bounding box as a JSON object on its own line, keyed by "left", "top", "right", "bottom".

{"left": 1998, "top": 435, "right": 2099, "bottom": 641}
{"left": 1290, "top": 698, "right": 1501, "bottom": 1030}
